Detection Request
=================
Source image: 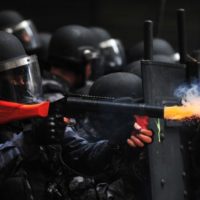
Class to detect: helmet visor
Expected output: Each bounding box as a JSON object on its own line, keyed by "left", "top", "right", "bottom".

{"left": 0, "top": 55, "right": 43, "bottom": 103}
{"left": 99, "top": 39, "right": 126, "bottom": 72}
{"left": 5, "top": 20, "right": 41, "bottom": 52}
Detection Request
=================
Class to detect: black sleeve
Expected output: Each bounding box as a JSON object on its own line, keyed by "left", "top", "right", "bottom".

{"left": 0, "top": 134, "right": 22, "bottom": 184}
{"left": 61, "top": 127, "right": 116, "bottom": 176}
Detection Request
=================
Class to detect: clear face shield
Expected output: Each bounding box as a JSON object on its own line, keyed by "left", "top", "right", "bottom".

{"left": 99, "top": 39, "right": 126, "bottom": 73}
{"left": 4, "top": 20, "right": 41, "bottom": 52}
{"left": 0, "top": 55, "right": 43, "bottom": 103}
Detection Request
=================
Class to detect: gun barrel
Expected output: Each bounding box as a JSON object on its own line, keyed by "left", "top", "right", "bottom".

{"left": 55, "top": 96, "right": 164, "bottom": 118}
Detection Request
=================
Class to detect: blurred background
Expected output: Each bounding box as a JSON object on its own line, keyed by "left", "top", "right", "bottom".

{"left": 1, "top": 0, "right": 200, "bottom": 52}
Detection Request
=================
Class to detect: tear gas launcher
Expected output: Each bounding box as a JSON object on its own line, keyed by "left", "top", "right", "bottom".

{"left": 0, "top": 94, "right": 196, "bottom": 124}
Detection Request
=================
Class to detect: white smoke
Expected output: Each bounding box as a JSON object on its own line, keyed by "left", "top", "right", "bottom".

{"left": 175, "top": 81, "right": 200, "bottom": 106}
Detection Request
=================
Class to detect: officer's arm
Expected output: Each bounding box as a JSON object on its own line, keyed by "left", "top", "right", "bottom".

{"left": 0, "top": 134, "right": 22, "bottom": 183}
{"left": 61, "top": 127, "right": 116, "bottom": 175}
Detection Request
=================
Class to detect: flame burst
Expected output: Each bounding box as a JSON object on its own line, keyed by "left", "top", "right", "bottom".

{"left": 164, "top": 105, "right": 200, "bottom": 120}
{"left": 164, "top": 82, "right": 200, "bottom": 121}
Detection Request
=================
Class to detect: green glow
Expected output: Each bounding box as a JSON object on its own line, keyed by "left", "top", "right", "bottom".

{"left": 155, "top": 118, "right": 161, "bottom": 142}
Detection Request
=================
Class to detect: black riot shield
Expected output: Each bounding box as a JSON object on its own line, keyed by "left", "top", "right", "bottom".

{"left": 141, "top": 60, "right": 188, "bottom": 200}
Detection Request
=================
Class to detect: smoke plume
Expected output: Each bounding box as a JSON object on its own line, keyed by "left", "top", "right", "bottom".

{"left": 164, "top": 81, "right": 200, "bottom": 120}
{"left": 175, "top": 80, "right": 200, "bottom": 106}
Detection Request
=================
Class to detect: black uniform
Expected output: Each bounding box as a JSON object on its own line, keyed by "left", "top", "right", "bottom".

{"left": 0, "top": 31, "right": 121, "bottom": 200}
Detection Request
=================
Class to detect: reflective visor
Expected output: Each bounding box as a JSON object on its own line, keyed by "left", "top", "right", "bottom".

{"left": 4, "top": 20, "right": 41, "bottom": 52}
{"left": 0, "top": 55, "right": 43, "bottom": 103}
{"left": 99, "top": 39, "right": 126, "bottom": 72}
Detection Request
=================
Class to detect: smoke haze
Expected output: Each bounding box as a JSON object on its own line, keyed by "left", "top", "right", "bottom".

{"left": 175, "top": 81, "right": 200, "bottom": 106}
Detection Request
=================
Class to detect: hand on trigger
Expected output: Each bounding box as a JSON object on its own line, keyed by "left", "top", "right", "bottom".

{"left": 127, "top": 116, "right": 153, "bottom": 148}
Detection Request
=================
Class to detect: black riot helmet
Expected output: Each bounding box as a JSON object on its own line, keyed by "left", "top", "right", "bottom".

{"left": 0, "top": 31, "right": 43, "bottom": 104}
{"left": 88, "top": 72, "right": 143, "bottom": 141}
{"left": 49, "top": 25, "right": 99, "bottom": 69}
{"left": 90, "top": 27, "right": 111, "bottom": 44}
{"left": 0, "top": 10, "right": 41, "bottom": 54}
{"left": 89, "top": 72, "right": 143, "bottom": 100}
{"left": 124, "top": 60, "right": 142, "bottom": 77}
{"left": 128, "top": 38, "right": 175, "bottom": 62}
{"left": 90, "top": 27, "right": 126, "bottom": 75}
{"left": 48, "top": 25, "right": 99, "bottom": 87}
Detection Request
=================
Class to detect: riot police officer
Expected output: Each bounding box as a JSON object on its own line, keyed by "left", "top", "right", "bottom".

{"left": 86, "top": 72, "right": 151, "bottom": 200}
{"left": 43, "top": 25, "right": 99, "bottom": 98}
{"left": 0, "top": 10, "right": 41, "bottom": 55}
{"left": 0, "top": 31, "right": 153, "bottom": 200}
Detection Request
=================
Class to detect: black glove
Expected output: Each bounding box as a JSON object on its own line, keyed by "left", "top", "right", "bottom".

{"left": 32, "top": 114, "right": 66, "bottom": 145}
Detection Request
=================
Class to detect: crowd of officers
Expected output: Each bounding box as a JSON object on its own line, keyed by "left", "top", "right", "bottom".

{"left": 0, "top": 10, "right": 196, "bottom": 200}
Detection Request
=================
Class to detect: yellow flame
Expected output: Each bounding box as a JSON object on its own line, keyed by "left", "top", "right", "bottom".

{"left": 164, "top": 105, "right": 200, "bottom": 120}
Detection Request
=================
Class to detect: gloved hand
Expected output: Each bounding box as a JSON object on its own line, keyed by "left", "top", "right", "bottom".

{"left": 32, "top": 114, "right": 67, "bottom": 145}
{"left": 127, "top": 115, "right": 153, "bottom": 148}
